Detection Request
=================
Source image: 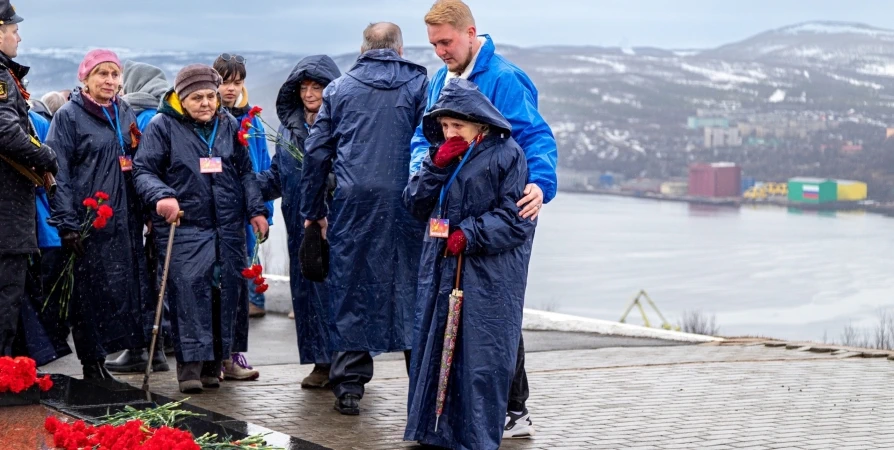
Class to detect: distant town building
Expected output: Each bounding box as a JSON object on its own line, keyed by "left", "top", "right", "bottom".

{"left": 704, "top": 127, "right": 742, "bottom": 148}
{"left": 688, "top": 117, "right": 729, "bottom": 129}
{"left": 688, "top": 163, "right": 742, "bottom": 198}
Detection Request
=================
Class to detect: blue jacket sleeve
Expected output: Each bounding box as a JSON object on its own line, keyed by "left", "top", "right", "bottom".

{"left": 46, "top": 112, "right": 80, "bottom": 233}
{"left": 457, "top": 150, "right": 535, "bottom": 256}
{"left": 248, "top": 116, "right": 274, "bottom": 225}
{"left": 300, "top": 94, "right": 337, "bottom": 221}
{"left": 403, "top": 154, "right": 451, "bottom": 221}
{"left": 235, "top": 133, "right": 269, "bottom": 220}
{"left": 132, "top": 118, "right": 178, "bottom": 208}
{"left": 409, "top": 78, "right": 438, "bottom": 176}
{"left": 492, "top": 72, "right": 558, "bottom": 203}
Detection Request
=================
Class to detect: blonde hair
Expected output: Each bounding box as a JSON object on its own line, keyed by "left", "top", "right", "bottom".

{"left": 424, "top": 0, "right": 476, "bottom": 29}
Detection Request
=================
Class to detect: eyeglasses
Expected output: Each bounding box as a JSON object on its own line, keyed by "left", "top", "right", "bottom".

{"left": 218, "top": 53, "right": 246, "bottom": 65}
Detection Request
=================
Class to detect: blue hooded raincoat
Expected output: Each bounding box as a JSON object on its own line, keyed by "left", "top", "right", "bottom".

{"left": 403, "top": 79, "right": 536, "bottom": 450}
{"left": 133, "top": 89, "right": 268, "bottom": 363}
{"left": 46, "top": 89, "right": 152, "bottom": 361}
{"left": 257, "top": 55, "right": 341, "bottom": 364}
{"left": 409, "top": 35, "right": 558, "bottom": 204}
{"left": 300, "top": 49, "right": 428, "bottom": 353}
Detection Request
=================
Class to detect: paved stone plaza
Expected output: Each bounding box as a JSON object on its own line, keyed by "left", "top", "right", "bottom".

{"left": 41, "top": 314, "right": 894, "bottom": 450}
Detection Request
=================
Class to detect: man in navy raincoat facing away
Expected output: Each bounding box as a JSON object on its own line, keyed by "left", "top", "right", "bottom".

{"left": 300, "top": 22, "right": 428, "bottom": 415}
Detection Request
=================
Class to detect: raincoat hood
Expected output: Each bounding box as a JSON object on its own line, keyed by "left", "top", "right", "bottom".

{"left": 276, "top": 55, "right": 341, "bottom": 130}
{"left": 347, "top": 49, "right": 426, "bottom": 91}
{"left": 422, "top": 78, "right": 512, "bottom": 144}
{"left": 122, "top": 61, "right": 169, "bottom": 113}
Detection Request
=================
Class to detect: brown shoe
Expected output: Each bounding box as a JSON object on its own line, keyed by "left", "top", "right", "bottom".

{"left": 300, "top": 364, "right": 331, "bottom": 389}
{"left": 248, "top": 304, "right": 266, "bottom": 318}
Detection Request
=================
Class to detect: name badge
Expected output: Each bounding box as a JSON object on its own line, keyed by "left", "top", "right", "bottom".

{"left": 429, "top": 218, "right": 449, "bottom": 239}
{"left": 118, "top": 155, "right": 133, "bottom": 172}
{"left": 200, "top": 157, "right": 223, "bottom": 174}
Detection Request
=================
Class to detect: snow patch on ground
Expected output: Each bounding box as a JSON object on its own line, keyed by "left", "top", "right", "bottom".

{"left": 825, "top": 72, "right": 884, "bottom": 90}
{"left": 782, "top": 23, "right": 894, "bottom": 39}
{"left": 858, "top": 63, "right": 894, "bottom": 77}
{"left": 570, "top": 55, "right": 628, "bottom": 73}
{"left": 523, "top": 309, "right": 721, "bottom": 343}
{"left": 680, "top": 63, "right": 760, "bottom": 84}
{"left": 769, "top": 89, "right": 786, "bottom": 103}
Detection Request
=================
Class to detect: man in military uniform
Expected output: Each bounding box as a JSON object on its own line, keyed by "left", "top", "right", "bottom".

{"left": 0, "top": 1, "right": 58, "bottom": 356}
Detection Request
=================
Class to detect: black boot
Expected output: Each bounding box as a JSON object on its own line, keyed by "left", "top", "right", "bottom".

{"left": 82, "top": 361, "right": 123, "bottom": 383}
{"left": 151, "top": 348, "right": 170, "bottom": 372}
{"left": 334, "top": 394, "right": 361, "bottom": 415}
{"left": 105, "top": 349, "right": 149, "bottom": 373}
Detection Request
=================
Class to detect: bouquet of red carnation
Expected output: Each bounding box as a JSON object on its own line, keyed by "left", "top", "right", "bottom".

{"left": 45, "top": 191, "right": 114, "bottom": 318}
{"left": 0, "top": 356, "right": 53, "bottom": 393}
{"left": 241, "top": 232, "right": 269, "bottom": 294}
{"left": 237, "top": 106, "right": 305, "bottom": 163}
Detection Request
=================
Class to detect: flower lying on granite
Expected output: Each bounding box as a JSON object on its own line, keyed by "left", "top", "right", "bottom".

{"left": 0, "top": 356, "right": 53, "bottom": 393}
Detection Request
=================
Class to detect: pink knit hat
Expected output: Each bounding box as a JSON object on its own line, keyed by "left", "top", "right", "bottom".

{"left": 78, "top": 49, "right": 122, "bottom": 81}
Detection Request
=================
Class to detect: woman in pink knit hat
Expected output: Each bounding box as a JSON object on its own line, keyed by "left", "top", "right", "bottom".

{"left": 46, "top": 49, "right": 159, "bottom": 382}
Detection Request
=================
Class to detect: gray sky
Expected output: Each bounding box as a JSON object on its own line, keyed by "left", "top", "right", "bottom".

{"left": 20, "top": 0, "right": 894, "bottom": 53}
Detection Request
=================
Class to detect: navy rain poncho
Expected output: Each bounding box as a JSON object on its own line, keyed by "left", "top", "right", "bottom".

{"left": 299, "top": 49, "right": 428, "bottom": 353}
{"left": 46, "top": 88, "right": 152, "bottom": 362}
{"left": 257, "top": 55, "right": 341, "bottom": 364}
{"left": 133, "top": 89, "right": 268, "bottom": 363}
{"left": 403, "top": 79, "right": 536, "bottom": 450}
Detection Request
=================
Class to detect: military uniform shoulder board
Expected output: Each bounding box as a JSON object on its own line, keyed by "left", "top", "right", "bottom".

{"left": 0, "top": 80, "right": 7, "bottom": 101}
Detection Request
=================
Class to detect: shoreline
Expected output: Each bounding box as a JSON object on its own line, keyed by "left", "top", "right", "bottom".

{"left": 562, "top": 187, "right": 894, "bottom": 216}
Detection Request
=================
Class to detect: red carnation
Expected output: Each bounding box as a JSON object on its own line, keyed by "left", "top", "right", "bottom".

{"left": 82, "top": 198, "right": 99, "bottom": 210}
{"left": 253, "top": 276, "right": 266, "bottom": 286}
{"left": 97, "top": 204, "right": 114, "bottom": 219}
{"left": 249, "top": 105, "right": 262, "bottom": 117}
{"left": 241, "top": 267, "right": 255, "bottom": 279}
{"left": 92, "top": 217, "right": 108, "bottom": 229}
{"left": 95, "top": 191, "right": 109, "bottom": 201}
{"left": 38, "top": 374, "right": 53, "bottom": 391}
{"left": 251, "top": 264, "right": 263, "bottom": 277}
{"left": 237, "top": 131, "right": 249, "bottom": 147}
{"left": 254, "top": 284, "right": 269, "bottom": 294}
{"left": 240, "top": 117, "right": 253, "bottom": 130}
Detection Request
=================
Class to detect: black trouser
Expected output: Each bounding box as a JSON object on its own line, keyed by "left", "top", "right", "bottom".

{"left": 330, "top": 350, "right": 411, "bottom": 399}
{"left": 508, "top": 334, "right": 529, "bottom": 413}
{"left": 0, "top": 254, "right": 28, "bottom": 356}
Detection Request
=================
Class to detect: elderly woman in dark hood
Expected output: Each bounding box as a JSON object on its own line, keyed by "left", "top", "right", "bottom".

{"left": 46, "top": 49, "right": 155, "bottom": 381}
{"left": 133, "top": 64, "right": 268, "bottom": 393}
{"left": 257, "top": 55, "right": 340, "bottom": 389}
{"left": 403, "top": 79, "right": 536, "bottom": 450}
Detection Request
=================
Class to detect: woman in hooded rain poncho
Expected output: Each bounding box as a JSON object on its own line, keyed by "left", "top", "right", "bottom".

{"left": 257, "top": 54, "right": 341, "bottom": 388}
{"left": 403, "top": 78, "right": 536, "bottom": 450}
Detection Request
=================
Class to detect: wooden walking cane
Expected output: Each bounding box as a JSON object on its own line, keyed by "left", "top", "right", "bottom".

{"left": 142, "top": 211, "right": 183, "bottom": 392}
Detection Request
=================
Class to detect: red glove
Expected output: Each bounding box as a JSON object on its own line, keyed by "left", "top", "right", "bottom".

{"left": 446, "top": 229, "right": 467, "bottom": 256}
{"left": 433, "top": 136, "right": 470, "bottom": 168}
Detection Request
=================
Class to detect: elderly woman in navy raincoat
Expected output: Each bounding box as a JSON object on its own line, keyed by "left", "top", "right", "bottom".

{"left": 47, "top": 49, "right": 153, "bottom": 381}
{"left": 257, "top": 54, "right": 341, "bottom": 389}
{"left": 133, "top": 64, "right": 269, "bottom": 393}
{"left": 403, "top": 79, "right": 536, "bottom": 450}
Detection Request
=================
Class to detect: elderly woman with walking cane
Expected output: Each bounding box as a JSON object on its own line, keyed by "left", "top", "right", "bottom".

{"left": 133, "top": 64, "right": 269, "bottom": 393}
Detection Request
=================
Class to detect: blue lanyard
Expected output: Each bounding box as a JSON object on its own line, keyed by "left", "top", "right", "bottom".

{"left": 436, "top": 141, "right": 477, "bottom": 218}
{"left": 101, "top": 103, "right": 125, "bottom": 156}
{"left": 196, "top": 118, "right": 219, "bottom": 157}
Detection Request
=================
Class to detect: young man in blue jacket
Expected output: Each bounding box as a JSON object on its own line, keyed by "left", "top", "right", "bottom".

{"left": 213, "top": 54, "right": 271, "bottom": 382}
{"left": 410, "top": 0, "right": 559, "bottom": 439}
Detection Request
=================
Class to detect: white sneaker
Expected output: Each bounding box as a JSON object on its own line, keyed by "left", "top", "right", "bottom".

{"left": 503, "top": 408, "right": 535, "bottom": 439}
{"left": 222, "top": 353, "right": 259, "bottom": 381}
